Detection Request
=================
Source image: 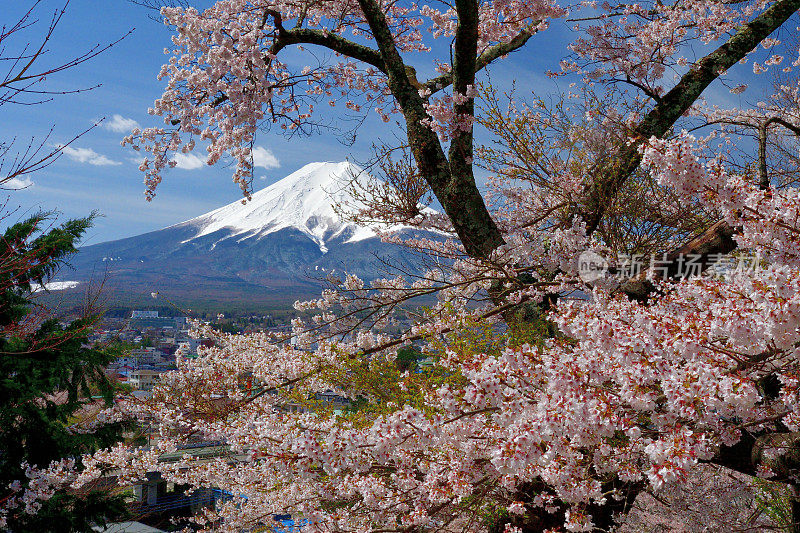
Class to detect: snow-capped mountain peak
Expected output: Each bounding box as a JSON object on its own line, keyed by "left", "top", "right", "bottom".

{"left": 182, "top": 161, "right": 377, "bottom": 252}
{"left": 70, "top": 161, "right": 441, "bottom": 309}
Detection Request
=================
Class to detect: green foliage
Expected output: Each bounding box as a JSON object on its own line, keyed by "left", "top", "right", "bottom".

{"left": 0, "top": 213, "right": 132, "bottom": 532}
{"left": 754, "top": 478, "right": 793, "bottom": 530}
{"left": 314, "top": 307, "right": 553, "bottom": 431}
{"left": 395, "top": 346, "right": 424, "bottom": 372}
{"left": 212, "top": 321, "right": 241, "bottom": 334}
{"left": 100, "top": 339, "right": 141, "bottom": 355}
{"left": 14, "top": 490, "right": 129, "bottom": 533}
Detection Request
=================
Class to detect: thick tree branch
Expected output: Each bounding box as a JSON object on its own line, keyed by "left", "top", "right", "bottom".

{"left": 423, "top": 27, "right": 537, "bottom": 93}
{"left": 451, "top": 0, "right": 478, "bottom": 113}
{"left": 354, "top": 0, "right": 415, "bottom": 97}
{"left": 581, "top": 0, "right": 800, "bottom": 235}
{"left": 356, "top": 0, "right": 505, "bottom": 258}
{"left": 447, "top": 0, "right": 480, "bottom": 225}
{"left": 759, "top": 116, "right": 800, "bottom": 189}
{"left": 277, "top": 28, "right": 386, "bottom": 73}
{"left": 615, "top": 219, "right": 737, "bottom": 301}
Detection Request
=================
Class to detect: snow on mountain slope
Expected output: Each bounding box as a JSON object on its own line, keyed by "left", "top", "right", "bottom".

{"left": 180, "top": 161, "right": 391, "bottom": 253}
{"left": 65, "top": 161, "right": 444, "bottom": 310}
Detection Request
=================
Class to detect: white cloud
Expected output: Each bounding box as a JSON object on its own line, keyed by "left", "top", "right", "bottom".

{"left": 60, "top": 146, "right": 122, "bottom": 166}
{"left": 252, "top": 146, "right": 280, "bottom": 169}
{"left": 2, "top": 177, "right": 33, "bottom": 190}
{"left": 171, "top": 152, "right": 206, "bottom": 170}
{"left": 104, "top": 114, "right": 140, "bottom": 133}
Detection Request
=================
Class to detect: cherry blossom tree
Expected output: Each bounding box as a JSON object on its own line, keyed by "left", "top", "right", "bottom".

{"left": 93, "top": 0, "right": 800, "bottom": 530}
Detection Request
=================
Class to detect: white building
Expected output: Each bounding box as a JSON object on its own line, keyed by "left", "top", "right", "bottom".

{"left": 131, "top": 310, "right": 159, "bottom": 319}
{"left": 129, "top": 369, "right": 162, "bottom": 391}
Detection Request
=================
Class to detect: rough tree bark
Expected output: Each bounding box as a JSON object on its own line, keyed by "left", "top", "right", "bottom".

{"left": 758, "top": 116, "right": 800, "bottom": 189}
{"left": 355, "top": 0, "right": 506, "bottom": 258}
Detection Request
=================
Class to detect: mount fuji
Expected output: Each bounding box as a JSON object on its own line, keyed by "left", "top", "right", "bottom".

{"left": 64, "top": 162, "right": 437, "bottom": 310}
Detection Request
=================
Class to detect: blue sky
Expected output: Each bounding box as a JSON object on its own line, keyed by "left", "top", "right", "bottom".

{"left": 1, "top": 1, "right": 575, "bottom": 245}
{"left": 1, "top": 1, "right": 774, "bottom": 244}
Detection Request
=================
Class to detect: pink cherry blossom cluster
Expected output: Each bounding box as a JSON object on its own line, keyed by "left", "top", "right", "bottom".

{"left": 641, "top": 130, "right": 800, "bottom": 268}
{"left": 420, "top": 87, "right": 478, "bottom": 142}
{"left": 78, "top": 217, "right": 800, "bottom": 533}
{"left": 124, "top": 0, "right": 565, "bottom": 198}
{"left": 1, "top": 459, "right": 79, "bottom": 528}
{"left": 86, "top": 129, "right": 800, "bottom": 529}
{"left": 640, "top": 131, "right": 714, "bottom": 195}
{"left": 563, "top": 0, "right": 777, "bottom": 93}
{"left": 66, "top": 403, "right": 133, "bottom": 435}
{"left": 80, "top": 241, "right": 800, "bottom": 531}
{"left": 419, "top": 0, "right": 563, "bottom": 53}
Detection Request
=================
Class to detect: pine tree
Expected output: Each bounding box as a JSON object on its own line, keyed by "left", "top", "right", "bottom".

{"left": 0, "top": 213, "right": 132, "bottom": 532}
